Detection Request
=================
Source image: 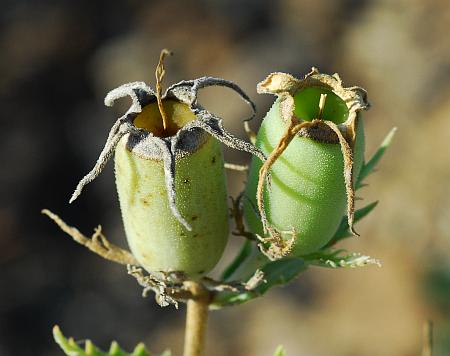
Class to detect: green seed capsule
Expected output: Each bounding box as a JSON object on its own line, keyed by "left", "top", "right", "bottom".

{"left": 115, "top": 100, "right": 229, "bottom": 276}
{"left": 244, "top": 69, "right": 369, "bottom": 258}
{"left": 69, "top": 77, "right": 264, "bottom": 277}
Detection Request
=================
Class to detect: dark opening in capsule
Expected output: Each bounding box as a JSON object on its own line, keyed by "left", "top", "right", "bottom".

{"left": 133, "top": 99, "right": 197, "bottom": 137}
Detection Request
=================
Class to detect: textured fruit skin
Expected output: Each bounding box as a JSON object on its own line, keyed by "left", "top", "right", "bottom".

{"left": 115, "top": 134, "right": 229, "bottom": 276}
{"left": 244, "top": 98, "right": 365, "bottom": 256}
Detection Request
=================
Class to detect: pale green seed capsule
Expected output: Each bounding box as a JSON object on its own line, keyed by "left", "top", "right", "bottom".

{"left": 244, "top": 69, "right": 369, "bottom": 257}
{"left": 115, "top": 100, "right": 228, "bottom": 276}
{"left": 69, "top": 77, "right": 264, "bottom": 277}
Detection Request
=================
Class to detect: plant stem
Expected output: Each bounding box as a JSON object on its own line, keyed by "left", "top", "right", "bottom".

{"left": 422, "top": 320, "right": 433, "bottom": 356}
{"left": 183, "top": 281, "right": 210, "bottom": 356}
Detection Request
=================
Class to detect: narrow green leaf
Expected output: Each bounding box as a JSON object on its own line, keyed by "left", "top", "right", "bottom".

{"left": 85, "top": 340, "right": 103, "bottom": 356}
{"left": 221, "top": 240, "right": 253, "bottom": 281}
{"left": 52, "top": 325, "right": 154, "bottom": 356}
{"left": 53, "top": 325, "right": 86, "bottom": 356}
{"left": 304, "top": 249, "right": 381, "bottom": 269}
{"left": 108, "top": 342, "right": 122, "bottom": 356}
{"left": 132, "top": 343, "right": 151, "bottom": 356}
{"left": 356, "top": 127, "right": 397, "bottom": 189}
{"left": 255, "top": 258, "right": 306, "bottom": 294}
{"left": 326, "top": 201, "right": 378, "bottom": 247}
{"left": 212, "top": 257, "right": 306, "bottom": 308}
{"left": 273, "top": 345, "right": 286, "bottom": 356}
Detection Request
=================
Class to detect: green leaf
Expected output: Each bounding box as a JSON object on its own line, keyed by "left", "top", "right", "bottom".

{"left": 356, "top": 127, "right": 396, "bottom": 189}
{"left": 211, "top": 257, "right": 306, "bottom": 308}
{"left": 273, "top": 345, "right": 286, "bottom": 356}
{"left": 255, "top": 258, "right": 306, "bottom": 294}
{"left": 53, "top": 325, "right": 86, "bottom": 356}
{"left": 221, "top": 240, "right": 253, "bottom": 281}
{"left": 303, "top": 249, "right": 381, "bottom": 269}
{"left": 326, "top": 201, "right": 378, "bottom": 247}
{"left": 52, "top": 326, "right": 166, "bottom": 356}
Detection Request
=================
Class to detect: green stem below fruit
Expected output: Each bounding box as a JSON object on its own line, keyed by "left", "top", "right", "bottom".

{"left": 183, "top": 282, "right": 210, "bottom": 356}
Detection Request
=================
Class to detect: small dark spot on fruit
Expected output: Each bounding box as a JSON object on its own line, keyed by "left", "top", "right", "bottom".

{"left": 197, "top": 270, "right": 205, "bottom": 274}
{"left": 191, "top": 215, "right": 198, "bottom": 221}
{"left": 183, "top": 178, "right": 190, "bottom": 184}
{"left": 211, "top": 156, "right": 216, "bottom": 164}
{"left": 140, "top": 194, "right": 153, "bottom": 206}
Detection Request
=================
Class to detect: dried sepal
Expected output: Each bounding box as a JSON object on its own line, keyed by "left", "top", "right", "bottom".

{"left": 69, "top": 76, "right": 264, "bottom": 231}
{"left": 256, "top": 230, "right": 296, "bottom": 261}
{"left": 253, "top": 68, "right": 369, "bottom": 258}
{"left": 323, "top": 120, "right": 358, "bottom": 235}
{"left": 256, "top": 118, "right": 310, "bottom": 234}
{"left": 127, "top": 264, "right": 265, "bottom": 308}
{"left": 127, "top": 265, "right": 188, "bottom": 308}
{"left": 69, "top": 119, "right": 137, "bottom": 204}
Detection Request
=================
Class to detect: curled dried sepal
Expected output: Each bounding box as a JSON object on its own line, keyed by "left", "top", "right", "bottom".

{"left": 256, "top": 230, "right": 296, "bottom": 261}
{"left": 256, "top": 115, "right": 310, "bottom": 234}
{"left": 127, "top": 265, "right": 265, "bottom": 308}
{"left": 255, "top": 69, "right": 369, "bottom": 258}
{"left": 127, "top": 265, "right": 187, "bottom": 308}
{"left": 69, "top": 76, "right": 264, "bottom": 230}
{"left": 324, "top": 119, "right": 358, "bottom": 236}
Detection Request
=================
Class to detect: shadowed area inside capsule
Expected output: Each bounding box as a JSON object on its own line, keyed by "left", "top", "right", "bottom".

{"left": 133, "top": 99, "right": 197, "bottom": 137}
{"left": 293, "top": 87, "right": 349, "bottom": 124}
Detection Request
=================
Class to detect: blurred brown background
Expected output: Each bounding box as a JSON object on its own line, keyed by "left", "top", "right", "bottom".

{"left": 1, "top": 0, "right": 450, "bottom": 355}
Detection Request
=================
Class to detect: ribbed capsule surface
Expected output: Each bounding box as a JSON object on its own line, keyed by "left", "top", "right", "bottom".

{"left": 244, "top": 91, "right": 365, "bottom": 256}
{"left": 115, "top": 103, "right": 229, "bottom": 277}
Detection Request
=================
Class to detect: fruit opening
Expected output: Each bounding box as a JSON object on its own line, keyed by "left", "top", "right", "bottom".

{"left": 293, "top": 87, "right": 348, "bottom": 124}
{"left": 133, "top": 99, "right": 197, "bottom": 137}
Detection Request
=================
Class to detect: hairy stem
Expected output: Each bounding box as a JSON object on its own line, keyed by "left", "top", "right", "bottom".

{"left": 41, "top": 209, "right": 138, "bottom": 265}
{"left": 183, "top": 281, "right": 210, "bottom": 356}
